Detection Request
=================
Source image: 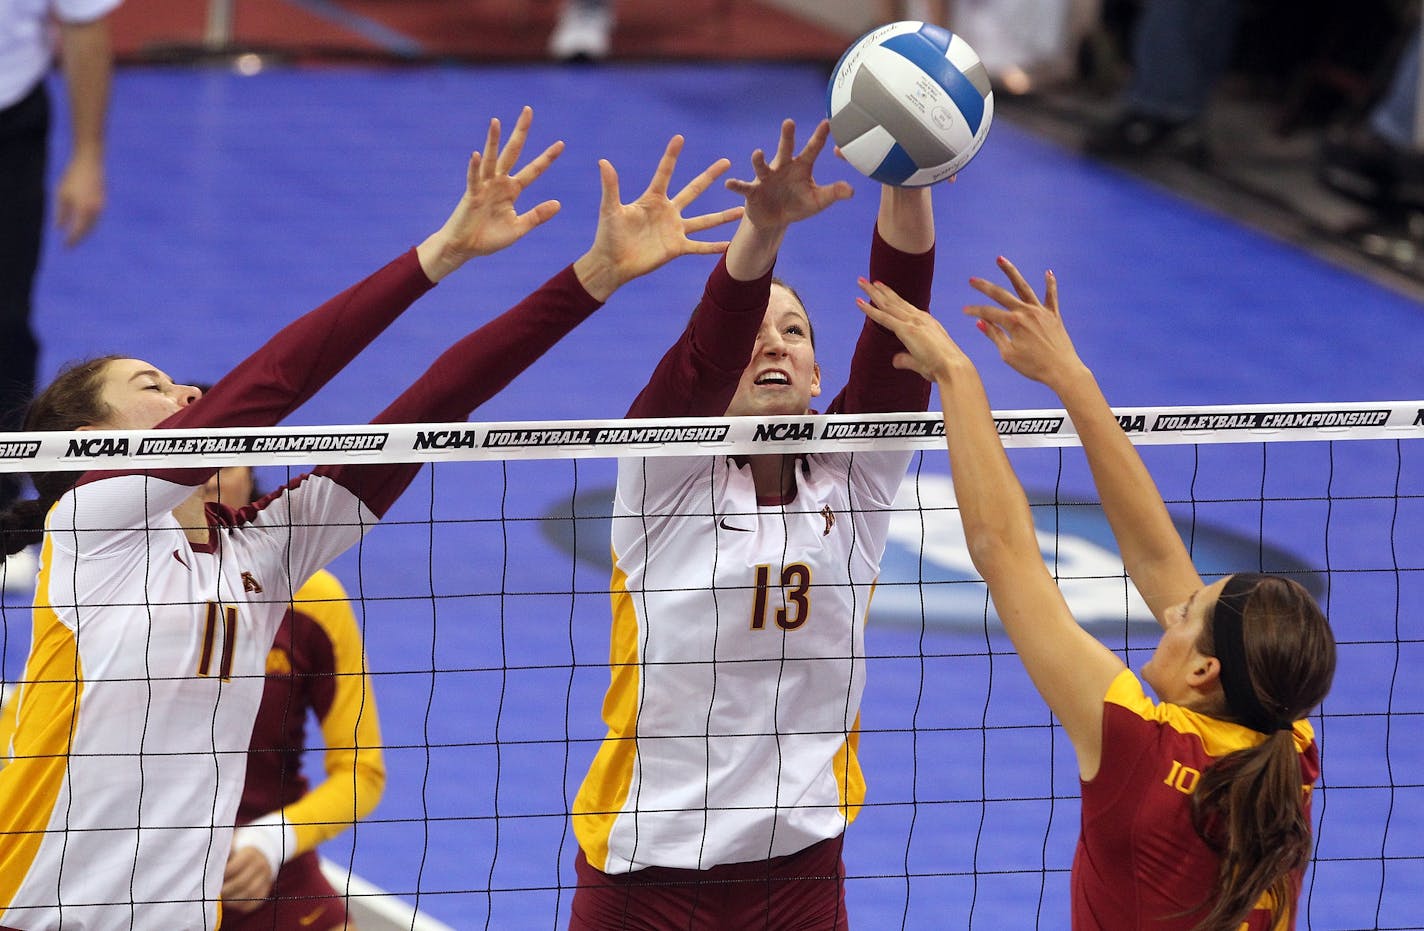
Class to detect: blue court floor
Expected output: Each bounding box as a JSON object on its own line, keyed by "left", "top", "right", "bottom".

{"left": 3, "top": 63, "right": 1423, "bottom": 929}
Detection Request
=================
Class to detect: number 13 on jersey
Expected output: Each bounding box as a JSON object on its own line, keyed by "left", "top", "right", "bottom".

{"left": 750, "top": 563, "right": 812, "bottom": 631}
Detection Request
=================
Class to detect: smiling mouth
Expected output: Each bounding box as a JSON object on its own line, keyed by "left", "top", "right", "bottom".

{"left": 754, "top": 372, "right": 790, "bottom": 386}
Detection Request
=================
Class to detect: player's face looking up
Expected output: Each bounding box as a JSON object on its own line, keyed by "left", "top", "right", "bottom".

{"left": 1141, "top": 576, "right": 1229, "bottom": 708}
{"left": 725, "top": 284, "right": 822, "bottom": 418}
{"left": 85, "top": 358, "right": 202, "bottom": 431}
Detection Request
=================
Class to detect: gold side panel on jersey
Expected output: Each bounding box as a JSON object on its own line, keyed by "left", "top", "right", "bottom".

{"left": 572, "top": 553, "right": 643, "bottom": 871}
{"left": 0, "top": 538, "right": 83, "bottom": 908}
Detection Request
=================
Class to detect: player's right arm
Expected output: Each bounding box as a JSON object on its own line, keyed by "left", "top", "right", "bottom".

{"left": 965, "top": 259, "right": 1203, "bottom": 626}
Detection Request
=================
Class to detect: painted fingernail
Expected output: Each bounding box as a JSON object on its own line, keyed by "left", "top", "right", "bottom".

{"left": 976, "top": 320, "right": 988, "bottom": 332}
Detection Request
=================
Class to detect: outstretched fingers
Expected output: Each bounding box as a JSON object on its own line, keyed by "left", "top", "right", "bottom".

{"left": 510, "top": 139, "right": 565, "bottom": 188}
{"left": 964, "top": 304, "right": 1012, "bottom": 353}
{"left": 856, "top": 277, "right": 917, "bottom": 324}
{"left": 683, "top": 204, "right": 745, "bottom": 236}
{"left": 495, "top": 106, "right": 534, "bottom": 177}
{"left": 642, "top": 135, "right": 686, "bottom": 199}
{"left": 670, "top": 157, "right": 733, "bottom": 210}
{"left": 772, "top": 118, "right": 797, "bottom": 166}
{"left": 855, "top": 278, "right": 960, "bottom": 379}
{"left": 995, "top": 256, "right": 1041, "bottom": 305}
{"left": 969, "top": 274, "right": 1025, "bottom": 311}
{"left": 515, "top": 198, "right": 562, "bottom": 231}
{"left": 479, "top": 117, "right": 503, "bottom": 183}
{"left": 596, "top": 158, "right": 622, "bottom": 213}
{"left": 797, "top": 119, "right": 833, "bottom": 165}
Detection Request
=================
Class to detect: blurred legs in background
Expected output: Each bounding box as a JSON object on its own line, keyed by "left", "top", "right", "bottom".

{"left": 549, "top": 0, "right": 615, "bottom": 61}
{"left": 1084, "top": 0, "right": 1242, "bottom": 163}
{"left": 1319, "top": 30, "right": 1424, "bottom": 213}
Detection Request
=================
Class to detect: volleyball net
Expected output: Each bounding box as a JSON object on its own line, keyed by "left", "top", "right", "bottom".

{"left": 0, "top": 399, "right": 1420, "bottom": 929}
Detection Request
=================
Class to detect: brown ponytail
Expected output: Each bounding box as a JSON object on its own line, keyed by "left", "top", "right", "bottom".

{"left": 1189, "top": 575, "right": 1337, "bottom": 930}
{"left": 0, "top": 356, "right": 120, "bottom": 559}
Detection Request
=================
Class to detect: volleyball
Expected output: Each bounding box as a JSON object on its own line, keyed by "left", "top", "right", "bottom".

{"left": 827, "top": 21, "right": 994, "bottom": 187}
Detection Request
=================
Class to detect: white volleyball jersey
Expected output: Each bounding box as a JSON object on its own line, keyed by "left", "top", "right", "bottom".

{"left": 574, "top": 447, "right": 912, "bottom": 873}
{"left": 0, "top": 251, "right": 605, "bottom": 929}
{"left": 0, "top": 471, "right": 373, "bottom": 930}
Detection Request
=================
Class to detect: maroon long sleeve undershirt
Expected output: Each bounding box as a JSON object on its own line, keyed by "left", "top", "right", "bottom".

{"left": 828, "top": 227, "right": 935, "bottom": 416}
{"left": 317, "top": 264, "right": 603, "bottom": 516}
{"left": 78, "top": 249, "right": 436, "bottom": 491}
{"left": 80, "top": 251, "right": 606, "bottom": 519}
{"left": 628, "top": 227, "right": 934, "bottom": 420}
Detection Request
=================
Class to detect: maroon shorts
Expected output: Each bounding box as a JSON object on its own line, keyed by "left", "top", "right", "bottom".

{"left": 221, "top": 850, "right": 350, "bottom": 931}
{"left": 569, "top": 834, "right": 849, "bottom": 931}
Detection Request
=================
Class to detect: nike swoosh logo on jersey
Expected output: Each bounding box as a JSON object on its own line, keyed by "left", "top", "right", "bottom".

{"left": 172, "top": 549, "right": 190, "bottom": 569}
{"left": 298, "top": 904, "right": 327, "bottom": 926}
{"left": 718, "top": 517, "right": 754, "bottom": 532}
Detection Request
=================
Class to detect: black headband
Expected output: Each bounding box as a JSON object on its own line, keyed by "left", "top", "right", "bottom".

{"left": 1212, "top": 573, "right": 1293, "bottom": 734}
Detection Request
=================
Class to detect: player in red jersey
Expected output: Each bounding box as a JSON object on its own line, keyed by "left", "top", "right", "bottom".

{"left": 855, "top": 260, "right": 1336, "bottom": 931}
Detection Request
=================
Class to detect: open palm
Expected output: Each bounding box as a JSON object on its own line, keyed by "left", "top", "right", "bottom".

{"left": 579, "top": 135, "right": 744, "bottom": 299}
{"left": 725, "top": 119, "right": 853, "bottom": 231}
{"left": 442, "top": 106, "right": 565, "bottom": 261}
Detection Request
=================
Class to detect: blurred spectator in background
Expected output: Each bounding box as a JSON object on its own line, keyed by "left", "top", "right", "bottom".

{"left": 0, "top": 0, "right": 119, "bottom": 592}
{"left": 881, "top": 1, "right": 951, "bottom": 27}
{"left": 1083, "top": 0, "right": 1413, "bottom": 169}
{"left": 1083, "top": 0, "right": 1240, "bottom": 164}
{"left": 881, "top": 0, "right": 1102, "bottom": 95}
{"left": 549, "top": 0, "right": 614, "bottom": 61}
{"left": 1319, "top": 29, "right": 1424, "bottom": 215}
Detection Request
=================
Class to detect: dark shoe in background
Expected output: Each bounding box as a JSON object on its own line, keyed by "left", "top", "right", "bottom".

{"left": 1084, "top": 111, "right": 1210, "bottom": 167}
{"left": 1319, "top": 125, "right": 1402, "bottom": 205}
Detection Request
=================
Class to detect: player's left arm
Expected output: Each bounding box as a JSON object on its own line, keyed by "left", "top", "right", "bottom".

{"left": 831, "top": 185, "right": 935, "bottom": 415}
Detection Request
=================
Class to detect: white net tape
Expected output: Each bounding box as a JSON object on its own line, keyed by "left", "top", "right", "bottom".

{"left": 4, "top": 399, "right": 1421, "bottom": 471}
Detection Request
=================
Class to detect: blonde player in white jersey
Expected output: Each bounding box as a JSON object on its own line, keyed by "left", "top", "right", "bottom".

{"left": 570, "top": 119, "right": 938, "bottom": 928}
{"left": 0, "top": 110, "right": 745, "bottom": 931}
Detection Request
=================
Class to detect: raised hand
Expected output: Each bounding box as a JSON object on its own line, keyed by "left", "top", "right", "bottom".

{"left": 855, "top": 277, "right": 969, "bottom": 385}
{"left": 573, "top": 135, "right": 745, "bottom": 301}
{"left": 725, "top": 119, "right": 853, "bottom": 232}
{"left": 966, "top": 257, "right": 1086, "bottom": 389}
{"left": 418, "top": 106, "right": 565, "bottom": 282}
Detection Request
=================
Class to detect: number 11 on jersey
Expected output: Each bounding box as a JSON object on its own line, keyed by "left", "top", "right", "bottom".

{"left": 197, "top": 601, "right": 238, "bottom": 680}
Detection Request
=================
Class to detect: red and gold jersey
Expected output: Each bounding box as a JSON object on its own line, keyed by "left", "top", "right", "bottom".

{"left": 238, "top": 569, "right": 385, "bottom": 856}
{"left": 1073, "top": 669, "right": 1319, "bottom": 930}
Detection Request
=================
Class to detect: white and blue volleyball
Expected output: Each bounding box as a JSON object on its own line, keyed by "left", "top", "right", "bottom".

{"left": 827, "top": 21, "right": 993, "bottom": 187}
